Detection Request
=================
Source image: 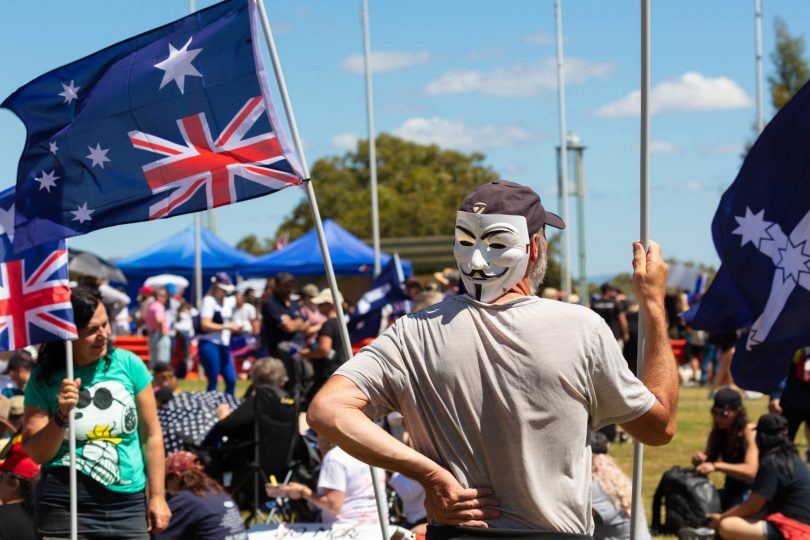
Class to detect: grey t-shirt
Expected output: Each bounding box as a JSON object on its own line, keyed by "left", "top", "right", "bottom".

{"left": 336, "top": 295, "right": 655, "bottom": 533}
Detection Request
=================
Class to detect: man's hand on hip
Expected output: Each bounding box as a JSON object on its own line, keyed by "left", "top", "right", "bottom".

{"left": 421, "top": 467, "right": 500, "bottom": 528}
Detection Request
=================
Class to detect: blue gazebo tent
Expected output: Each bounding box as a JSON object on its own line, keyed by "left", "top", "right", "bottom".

{"left": 241, "top": 219, "right": 412, "bottom": 277}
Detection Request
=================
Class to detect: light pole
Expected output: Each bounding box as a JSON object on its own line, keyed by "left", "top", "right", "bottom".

{"left": 557, "top": 132, "right": 587, "bottom": 306}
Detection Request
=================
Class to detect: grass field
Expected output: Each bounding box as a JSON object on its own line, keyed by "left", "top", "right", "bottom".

{"left": 181, "top": 380, "right": 806, "bottom": 537}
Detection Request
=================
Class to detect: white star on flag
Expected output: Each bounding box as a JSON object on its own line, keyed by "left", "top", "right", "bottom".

{"left": 34, "top": 170, "right": 60, "bottom": 193}
{"left": 59, "top": 80, "right": 80, "bottom": 104}
{"left": 154, "top": 37, "right": 203, "bottom": 94}
{"left": 733, "top": 206, "right": 810, "bottom": 349}
{"left": 49, "top": 141, "right": 58, "bottom": 154}
{"left": 71, "top": 202, "right": 94, "bottom": 224}
{"left": 0, "top": 205, "right": 14, "bottom": 242}
{"left": 86, "top": 143, "right": 111, "bottom": 169}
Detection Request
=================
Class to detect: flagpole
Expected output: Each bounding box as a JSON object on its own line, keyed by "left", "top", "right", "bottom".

{"left": 362, "top": 0, "right": 381, "bottom": 277}
{"left": 630, "top": 1, "right": 650, "bottom": 539}
{"left": 554, "top": 0, "right": 572, "bottom": 298}
{"left": 65, "top": 340, "right": 78, "bottom": 540}
{"left": 755, "top": 0, "right": 764, "bottom": 134}
{"left": 254, "top": 2, "right": 390, "bottom": 537}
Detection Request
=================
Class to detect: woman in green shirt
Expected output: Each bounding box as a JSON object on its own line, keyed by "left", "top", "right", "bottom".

{"left": 22, "top": 287, "right": 171, "bottom": 539}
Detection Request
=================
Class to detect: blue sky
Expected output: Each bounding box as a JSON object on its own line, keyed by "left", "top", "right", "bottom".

{"left": 1, "top": 0, "right": 808, "bottom": 278}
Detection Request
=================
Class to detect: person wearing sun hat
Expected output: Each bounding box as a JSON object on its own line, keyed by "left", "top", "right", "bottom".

{"left": 198, "top": 272, "right": 242, "bottom": 396}
{"left": 301, "top": 288, "right": 347, "bottom": 403}
{"left": 0, "top": 441, "right": 39, "bottom": 539}
{"left": 309, "top": 179, "right": 678, "bottom": 537}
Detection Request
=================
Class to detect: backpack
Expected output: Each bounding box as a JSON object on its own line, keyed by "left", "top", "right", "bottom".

{"left": 651, "top": 466, "right": 722, "bottom": 535}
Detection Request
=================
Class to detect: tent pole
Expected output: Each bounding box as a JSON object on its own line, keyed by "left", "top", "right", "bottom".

{"left": 630, "top": 1, "right": 650, "bottom": 539}
{"left": 254, "top": 1, "right": 389, "bottom": 537}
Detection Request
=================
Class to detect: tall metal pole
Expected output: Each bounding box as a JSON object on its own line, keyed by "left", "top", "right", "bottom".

{"left": 190, "top": 0, "right": 203, "bottom": 310}
{"left": 630, "top": 1, "right": 651, "bottom": 539}
{"left": 254, "top": 2, "right": 389, "bottom": 537}
{"left": 755, "top": 0, "right": 765, "bottom": 134}
{"left": 554, "top": 0, "right": 571, "bottom": 296}
{"left": 573, "top": 139, "right": 588, "bottom": 308}
{"left": 66, "top": 339, "right": 77, "bottom": 540}
{"left": 362, "top": 0, "right": 381, "bottom": 276}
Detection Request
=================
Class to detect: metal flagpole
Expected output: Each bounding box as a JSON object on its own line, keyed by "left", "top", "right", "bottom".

{"left": 65, "top": 339, "right": 77, "bottom": 540}
{"left": 554, "top": 0, "right": 572, "bottom": 297}
{"left": 755, "top": 0, "right": 764, "bottom": 134}
{"left": 630, "top": 1, "right": 650, "bottom": 539}
{"left": 362, "top": 0, "right": 381, "bottom": 277}
{"left": 192, "top": 0, "right": 202, "bottom": 312}
{"left": 254, "top": 2, "right": 390, "bottom": 537}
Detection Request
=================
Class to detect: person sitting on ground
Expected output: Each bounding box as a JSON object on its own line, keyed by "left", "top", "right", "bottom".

{"left": 708, "top": 414, "right": 810, "bottom": 540}
{"left": 266, "top": 433, "right": 386, "bottom": 527}
{"left": 0, "top": 441, "right": 39, "bottom": 540}
{"left": 157, "top": 451, "right": 247, "bottom": 540}
{"left": 692, "top": 387, "right": 757, "bottom": 510}
{"left": 589, "top": 431, "right": 650, "bottom": 540}
{"left": 1, "top": 350, "right": 34, "bottom": 398}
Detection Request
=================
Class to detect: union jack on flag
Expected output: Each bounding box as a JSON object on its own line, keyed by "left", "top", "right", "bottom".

{"left": 2, "top": 0, "right": 302, "bottom": 253}
{"left": 0, "top": 187, "right": 76, "bottom": 351}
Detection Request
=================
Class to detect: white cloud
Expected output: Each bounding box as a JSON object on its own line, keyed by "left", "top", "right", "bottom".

{"left": 700, "top": 142, "right": 744, "bottom": 155}
{"left": 595, "top": 72, "right": 754, "bottom": 117}
{"left": 523, "top": 31, "right": 553, "bottom": 45}
{"left": 341, "top": 50, "right": 430, "bottom": 74}
{"left": 393, "top": 117, "right": 533, "bottom": 151}
{"left": 650, "top": 141, "right": 678, "bottom": 153}
{"left": 685, "top": 180, "right": 703, "bottom": 191}
{"left": 425, "top": 58, "right": 614, "bottom": 98}
{"left": 331, "top": 132, "right": 358, "bottom": 151}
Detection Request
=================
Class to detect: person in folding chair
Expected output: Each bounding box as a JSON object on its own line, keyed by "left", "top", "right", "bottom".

{"left": 308, "top": 180, "right": 679, "bottom": 540}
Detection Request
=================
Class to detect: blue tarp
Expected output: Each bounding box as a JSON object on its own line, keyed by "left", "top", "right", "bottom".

{"left": 241, "top": 219, "right": 412, "bottom": 277}
{"left": 115, "top": 225, "right": 257, "bottom": 302}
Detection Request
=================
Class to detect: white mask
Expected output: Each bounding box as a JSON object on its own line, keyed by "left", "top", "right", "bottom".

{"left": 453, "top": 211, "right": 531, "bottom": 303}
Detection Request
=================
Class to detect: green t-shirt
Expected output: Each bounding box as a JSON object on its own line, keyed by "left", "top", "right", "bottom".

{"left": 24, "top": 348, "right": 153, "bottom": 493}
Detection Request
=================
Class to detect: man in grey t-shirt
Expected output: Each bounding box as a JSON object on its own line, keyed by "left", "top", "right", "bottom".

{"left": 308, "top": 180, "right": 678, "bottom": 538}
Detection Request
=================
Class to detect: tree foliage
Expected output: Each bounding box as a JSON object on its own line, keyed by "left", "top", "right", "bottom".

{"left": 769, "top": 18, "right": 810, "bottom": 111}
{"left": 235, "top": 234, "right": 275, "bottom": 256}
{"left": 276, "top": 134, "right": 499, "bottom": 239}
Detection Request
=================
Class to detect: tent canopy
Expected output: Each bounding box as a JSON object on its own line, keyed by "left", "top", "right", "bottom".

{"left": 115, "top": 226, "right": 257, "bottom": 303}
{"left": 241, "top": 219, "right": 412, "bottom": 277}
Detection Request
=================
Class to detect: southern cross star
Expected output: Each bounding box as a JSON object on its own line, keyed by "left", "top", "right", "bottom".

{"left": 59, "top": 80, "right": 80, "bottom": 104}
{"left": 154, "top": 37, "right": 203, "bottom": 94}
{"left": 0, "top": 205, "right": 13, "bottom": 243}
{"left": 733, "top": 206, "right": 810, "bottom": 349}
{"left": 86, "top": 143, "right": 111, "bottom": 169}
{"left": 71, "top": 202, "right": 94, "bottom": 224}
{"left": 49, "top": 141, "right": 59, "bottom": 154}
{"left": 34, "top": 170, "right": 60, "bottom": 193}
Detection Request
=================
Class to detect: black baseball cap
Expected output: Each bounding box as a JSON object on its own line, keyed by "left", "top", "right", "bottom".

{"left": 459, "top": 180, "right": 566, "bottom": 235}
{"left": 713, "top": 387, "right": 742, "bottom": 410}
{"left": 755, "top": 414, "right": 788, "bottom": 436}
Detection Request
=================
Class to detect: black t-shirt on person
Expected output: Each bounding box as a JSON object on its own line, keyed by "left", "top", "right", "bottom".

{"left": 313, "top": 317, "right": 347, "bottom": 383}
{"left": 0, "top": 503, "right": 36, "bottom": 540}
{"left": 261, "top": 293, "right": 306, "bottom": 352}
{"left": 592, "top": 297, "right": 625, "bottom": 340}
{"left": 157, "top": 490, "right": 247, "bottom": 540}
{"left": 752, "top": 454, "right": 810, "bottom": 524}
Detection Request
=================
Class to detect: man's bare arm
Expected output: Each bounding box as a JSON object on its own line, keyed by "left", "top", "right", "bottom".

{"left": 308, "top": 375, "right": 500, "bottom": 526}
{"left": 621, "top": 241, "right": 679, "bottom": 446}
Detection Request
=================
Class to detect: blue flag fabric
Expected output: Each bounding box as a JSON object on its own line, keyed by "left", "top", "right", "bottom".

{"left": 684, "top": 80, "right": 810, "bottom": 392}
{"left": 348, "top": 258, "right": 408, "bottom": 344}
{"left": 0, "top": 187, "right": 76, "bottom": 351}
{"left": 2, "top": 0, "right": 302, "bottom": 253}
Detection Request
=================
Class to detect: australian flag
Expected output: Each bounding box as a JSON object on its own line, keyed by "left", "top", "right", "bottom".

{"left": 0, "top": 187, "right": 76, "bottom": 351}
{"left": 348, "top": 257, "right": 408, "bottom": 344}
{"left": 2, "top": 0, "right": 302, "bottom": 253}
{"left": 684, "top": 80, "right": 810, "bottom": 392}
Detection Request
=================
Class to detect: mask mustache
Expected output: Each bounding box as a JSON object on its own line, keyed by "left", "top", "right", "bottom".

{"left": 462, "top": 268, "right": 508, "bottom": 280}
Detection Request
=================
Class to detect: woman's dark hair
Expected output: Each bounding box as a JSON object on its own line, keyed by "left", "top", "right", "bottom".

{"left": 757, "top": 429, "right": 797, "bottom": 478}
{"left": 36, "top": 287, "right": 113, "bottom": 384}
{"left": 706, "top": 406, "right": 749, "bottom": 462}
{"left": 169, "top": 469, "right": 226, "bottom": 497}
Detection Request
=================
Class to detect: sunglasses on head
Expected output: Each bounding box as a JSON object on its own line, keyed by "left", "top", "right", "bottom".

{"left": 711, "top": 406, "right": 735, "bottom": 417}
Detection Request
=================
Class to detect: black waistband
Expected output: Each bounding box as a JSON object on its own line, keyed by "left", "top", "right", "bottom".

{"left": 426, "top": 525, "right": 593, "bottom": 540}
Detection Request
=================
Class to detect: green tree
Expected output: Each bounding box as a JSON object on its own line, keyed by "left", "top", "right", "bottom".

{"left": 769, "top": 18, "right": 810, "bottom": 111}
{"left": 277, "top": 134, "right": 499, "bottom": 239}
{"left": 235, "top": 234, "right": 275, "bottom": 256}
